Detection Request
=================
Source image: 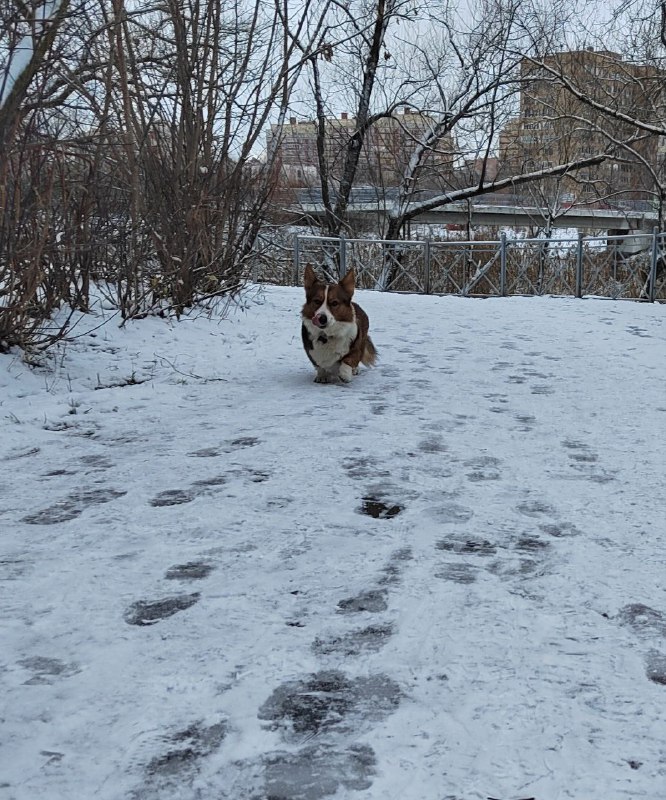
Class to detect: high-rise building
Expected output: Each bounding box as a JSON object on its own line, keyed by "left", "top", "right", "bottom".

{"left": 498, "top": 48, "right": 666, "bottom": 205}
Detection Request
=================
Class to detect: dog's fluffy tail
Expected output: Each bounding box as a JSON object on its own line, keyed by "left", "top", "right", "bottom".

{"left": 362, "top": 336, "right": 378, "bottom": 367}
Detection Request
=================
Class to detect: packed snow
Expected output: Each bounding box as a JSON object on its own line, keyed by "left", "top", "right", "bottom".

{"left": 1, "top": 285, "right": 665, "bottom": 800}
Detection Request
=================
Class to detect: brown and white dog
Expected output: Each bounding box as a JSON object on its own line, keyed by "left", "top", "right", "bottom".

{"left": 301, "top": 264, "right": 377, "bottom": 383}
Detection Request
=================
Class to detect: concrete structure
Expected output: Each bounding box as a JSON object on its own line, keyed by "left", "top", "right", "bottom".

{"left": 292, "top": 187, "right": 658, "bottom": 239}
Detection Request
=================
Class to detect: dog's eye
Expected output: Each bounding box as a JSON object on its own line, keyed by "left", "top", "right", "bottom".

{"left": 329, "top": 300, "right": 339, "bottom": 307}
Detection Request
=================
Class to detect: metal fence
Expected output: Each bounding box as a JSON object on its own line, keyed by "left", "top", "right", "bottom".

{"left": 275, "top": 230, "right": 666, "bottom": 302}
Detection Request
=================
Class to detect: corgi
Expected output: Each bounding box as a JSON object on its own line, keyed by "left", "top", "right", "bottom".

{"left": 301, "top": 264, "right": 377, "bottom": 383}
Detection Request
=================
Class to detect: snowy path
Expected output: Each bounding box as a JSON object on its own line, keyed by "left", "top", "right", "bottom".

{"left": 1, "top": 287, "right": 665, "bottom": 800}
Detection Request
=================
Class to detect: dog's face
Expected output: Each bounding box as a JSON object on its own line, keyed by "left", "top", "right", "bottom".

{"left": 302, "top": 264, "right": 355, "bottom": 330}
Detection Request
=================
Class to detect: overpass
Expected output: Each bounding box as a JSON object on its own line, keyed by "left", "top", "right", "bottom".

{"left": 292, "top": 188, "right": 658, "bottom": 234}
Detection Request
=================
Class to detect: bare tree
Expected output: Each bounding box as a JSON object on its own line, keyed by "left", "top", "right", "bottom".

{"left": 1, "top": 0, "right": 339, "bottom": 349}
{"left": 284, "top": 0, "right": 619, "bottom": 251}
{"left": 302, "top": 0, "right": 420, "bottom": 236}
{"left": 89, "top": 0, "right": 338, "bottom": 315}
{"left": 508, "top": 2, "right": 666, "bottom": 295}
{"left": 0, "top": 0, "right": 72, "bottom": 149}
{"left": 0, "top": 0, "right": 102, "bottom": 350}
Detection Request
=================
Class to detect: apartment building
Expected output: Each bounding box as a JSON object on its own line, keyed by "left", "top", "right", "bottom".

{"left": 267, "top": 107, "right": 456, "bottom": 189}
{"left": 499, "top": 48, "right": 666, "bottom": 205}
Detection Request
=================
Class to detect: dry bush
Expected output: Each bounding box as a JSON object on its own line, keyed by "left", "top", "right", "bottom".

{"left": 0, "top": 138, "right": 80, "bottom": 352}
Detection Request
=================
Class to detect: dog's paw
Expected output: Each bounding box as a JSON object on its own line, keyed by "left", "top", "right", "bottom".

{"left": 339, "top": 364, "right": 354, "bottom": 383}
{"left": 314, "top": 371, "right": 332, "bottom": 384}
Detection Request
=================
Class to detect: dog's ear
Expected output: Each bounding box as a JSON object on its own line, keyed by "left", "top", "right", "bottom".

{"left": 339, "top": 269, "right": 355, "bottom": 297}
{"left": 304, "top": 263, "right": 317, "bottom": 292}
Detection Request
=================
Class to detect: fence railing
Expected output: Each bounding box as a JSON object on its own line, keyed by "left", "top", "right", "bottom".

{"left": 265, "top": 230, "right": 665, "bottom": 302}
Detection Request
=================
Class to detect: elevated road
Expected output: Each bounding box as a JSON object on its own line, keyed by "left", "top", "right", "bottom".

{"left": 293, "top": 188, "right": 658, "bottom": 232}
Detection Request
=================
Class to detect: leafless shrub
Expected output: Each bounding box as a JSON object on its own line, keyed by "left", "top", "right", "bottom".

{"left": 1, "top": 0, "right": 334, "bottom": 348}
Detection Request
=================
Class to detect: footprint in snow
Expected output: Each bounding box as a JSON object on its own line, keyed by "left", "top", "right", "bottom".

{"left": 337, "top": 589, "right": 388, "bottom": 614}
{"left": 23, "top": 487, "right": 127, "bottom": 524}
{"left": 434, "top": 563, "right": 479, "bottom": 584}
{"left": 617, "top": 603, "right": 666, "bottom": 638}
{"left": 645, "top": 651, "right": 666, "bottom": 685}
{"left": 18, "top": 656, "right": 81, "bottom": 684}
{"left": 436, "top": 536, "right": 497, "bottom": 556}
{"left": 165, "top": 562, "right": 215, "bottom": 580}
{"left": 258, "top": 670, "right": 401, "bottom": 740}
{"left": 378, "top": 546, "right": 413, "bottom": 586}
{"left": 124, "top": 593, "right": 200, "bottom": 626}
{"left": 516, "top": 500, "right": 557, "bottom": 518}
{"left": 312, "top": 623, "right": 395, "bottom": 657}
{"left": 261, "top": 744, "right": 376, "bottom": 800}
{"left": 150, "top": 489, "right": 196, "bottom": 507}
{"left": 358, "top": 496, "right": 404, "bottom": 519}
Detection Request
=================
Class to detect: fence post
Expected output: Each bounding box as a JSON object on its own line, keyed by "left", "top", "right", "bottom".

{"left": 648, "top": 226, "right": 659, "bottom": 302}
{"left": 576, "top": 231, "right": 584, "bottom": 298}
{"left": 339, "top": 234, "right": 347, "bottom": 280}
{"left": 424, "top": 238, "right": 431, "bottom": 294}
{"left": 500, "top": 231, "right": 507, "bottom": 296}
{"left": 293, "top": 235, "right": 300, "bottom": 286}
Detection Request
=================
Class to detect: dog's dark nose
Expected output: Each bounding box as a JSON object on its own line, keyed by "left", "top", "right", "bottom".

{"left": 318, "top": 313, "right": 327, "bottom": 326}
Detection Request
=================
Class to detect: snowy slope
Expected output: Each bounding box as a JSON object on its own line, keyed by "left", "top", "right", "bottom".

{"left": 1, "top": 286, "right": 665, "bottom": 800}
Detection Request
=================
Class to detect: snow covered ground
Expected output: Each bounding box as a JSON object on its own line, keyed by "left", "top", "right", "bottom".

{"left": 1, "top": 285, "right": 665, "bottom": 800}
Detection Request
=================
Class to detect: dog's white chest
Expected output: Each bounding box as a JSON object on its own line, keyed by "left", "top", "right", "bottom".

{"left": 307, "top": 321, "right": 358, "bottom": 369}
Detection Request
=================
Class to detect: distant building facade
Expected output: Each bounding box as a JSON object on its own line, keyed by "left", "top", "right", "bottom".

{"left": 267, "top": 107, "right": 456, "bottom": 189}
{"left": 498, "top": 48, "right": 666, "bottom": 206}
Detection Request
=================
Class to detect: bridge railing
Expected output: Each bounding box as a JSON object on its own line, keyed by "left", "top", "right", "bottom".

{"left": 277, "top": 231, "right": 665, "bottom": 301}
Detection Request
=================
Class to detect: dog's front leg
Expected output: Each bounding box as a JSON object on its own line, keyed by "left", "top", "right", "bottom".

{"left": 340, "top": 346, "right": 363, "bottom": 383}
